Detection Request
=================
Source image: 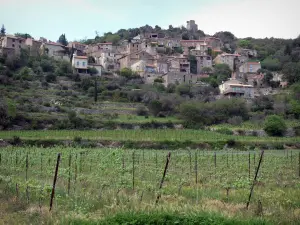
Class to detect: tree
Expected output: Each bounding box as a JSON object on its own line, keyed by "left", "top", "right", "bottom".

{"left": 148, "top": 100, "right": 162, "bottom": 116}
{"left": 0, "top": 24, "right": 6, "bottom": 36}
{"left": 15, "top": 33, "right": 32, "bottom": 39}
{"left": 176, "top": 84, "right": 191, "bottom": 96}
{"left": 120, "top": 68, "right": 138, "bottom": 79}
{"left": 188, "top": 55, "right": 197, "bottom": 74}
{"left": 58, "top": 34, "right": 68, "bottom": 46}
{"left": 264, "top": 115, "right": 287, "bottom": 136}
{"left": 0, "top": 98, "right": 9, "bottom": 129}
{"left": 201, "top": 67, "right": 213, "bottom": 74}
{"left": 238, "top": 39, "right": 252, "bottom": 49}
{"left": 282, "top": 62, "right": 300, "bottom": 84}
{"left": 261, "top": 57, "right": 281, "bottom": 71}
{"left": 89, "top": 67, "right": 99, "bottom": 76}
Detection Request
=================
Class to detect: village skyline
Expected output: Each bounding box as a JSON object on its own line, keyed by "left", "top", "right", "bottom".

{"left": 1, "top": 0, "right": 299, "bottom": 41}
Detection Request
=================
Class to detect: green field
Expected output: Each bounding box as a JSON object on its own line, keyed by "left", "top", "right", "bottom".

{"left": 0, "top": 129, "right": 300, "bottom": 144}
{"left": 1, "top": 147, "right": 300, "bottom": 224}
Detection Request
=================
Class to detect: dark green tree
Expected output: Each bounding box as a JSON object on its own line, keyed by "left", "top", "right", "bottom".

{"left": 0, "top": 24, "right": 6, "bottom": 36}
{"left": 58, "top": 34, "right": 68, "bottom": 46}
{"left": 264, "top": 115, "right": 287, "bottom": 136}
{"left": 15, "top": 33, "right": 32, "bottom": 39}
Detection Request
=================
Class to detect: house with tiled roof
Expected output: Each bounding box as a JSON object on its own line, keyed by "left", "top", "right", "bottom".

{"left": 72, "top": 54, "right": 88, "bottom": 74}
{"left": 213, "top": 53, "right": 241, "bottom": 70}
{"left": 0, "top": 35, "right": 26, "bottom": 56}
{"left": 40, "top": 41, "right": 69, "bottom": 61}
{"left": 239, "top": 61, "right": 261, "bottom": 74}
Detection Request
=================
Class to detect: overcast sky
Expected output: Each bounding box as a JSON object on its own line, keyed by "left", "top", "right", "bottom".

{"left": 1, "top": 0, "right": 299, "bottom": 41}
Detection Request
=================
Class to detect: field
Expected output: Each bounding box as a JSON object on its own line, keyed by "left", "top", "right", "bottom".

{"left": 1, "top": 129, "right": 300, "bottom": 144}
{"left": 1, "top": 146, "right": 300, "bottom": 224}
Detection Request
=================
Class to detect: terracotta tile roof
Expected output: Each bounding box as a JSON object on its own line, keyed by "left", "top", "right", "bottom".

{"left": 247, "top": 61, "right": 260, "bottom": 64}
{"left": 97, "top": 42, "right": 112, "bottom": 45}
{"left": 146, "top": 64, "right": 156, "bottom": 68}
{"left": 180, "top": 40, "right": 205, "bottom": 43}
{"left": 46, "top": 42, "right": 64, "bottom": 46}
{"left": 74, "top": 56, "right": 88, "bottom": 59}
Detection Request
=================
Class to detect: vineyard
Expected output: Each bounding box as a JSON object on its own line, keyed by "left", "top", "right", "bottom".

{"left": 1, "top": 129, "right": 300, "bottom": 143}
{"left": 1, "top": 146, "right": 300, "bottom": 224}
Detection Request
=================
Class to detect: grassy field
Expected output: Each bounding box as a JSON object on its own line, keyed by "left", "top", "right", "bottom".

{"left": 0, "top": 147, "right": 299, "bottom": 224}
{"left": 210, "top": 120, "right": 300, "bottom": 131}
{"left": 0, "top": 129, "right": 299, "bottom": 144}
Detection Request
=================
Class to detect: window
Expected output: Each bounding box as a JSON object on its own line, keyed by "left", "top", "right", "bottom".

{"left": 82, "top": 62, "right": 86, "bottom": 67}
{"left": 249, "top": 65, "right": 253, "bottom": 72}
{"left": 77, "top": 61, "right": 79, "bottom": 66}
{"left": 19, "top": 40, "right": 22, "bottom": 44}
{"left": 12, "top": 39, "right": 15, "bottom": 42}
{"left": 12, "top": 44, "right": 15, "bottom": 47}
{"left": 19, "top": 45, "right": 21, "bottom": 48}
{"left": 133, "top": 44, "right": 134, "bottom": 47}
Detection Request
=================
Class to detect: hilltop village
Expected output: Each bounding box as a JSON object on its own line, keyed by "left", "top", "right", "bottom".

{"left": 0, "top": 20, "right": 289, "bottom": 99}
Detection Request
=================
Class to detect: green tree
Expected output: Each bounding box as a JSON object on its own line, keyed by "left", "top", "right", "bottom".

{"left": 148, "top": 100, "right": 162, "bottom": 116}
{"left": 88, "top": 67, "right": 99, "bottom": 76}
{"left": 120, "top": 68, "right": 138, "bottom": 79}
{"left": 58, "top": 34, "right": 68, "bottom": 46}
{"left": 14, "top": 33, "right": 32, "bottom": 39}
{"left": 238, "top": 39, "right": 252, "bottom": 49}
{"left": 264, "top": 115, "right": 287, "bottom": 136}
{"left": 0, "top": 24, "right": 6, "bottom": 36}
{"left": 176, "top": 84, "right": 191, "bottom": 96}
{"left": 188, "top": 55, "right": 197, "bottom": 74}
{"left": 282, "top": 62, "right": 300, "bottom": 84}
{"left": 0, "top": 98, "right": 9, "bottom": 128}
{"left": 261, "top": 57, "right": 281, "bottom": 71}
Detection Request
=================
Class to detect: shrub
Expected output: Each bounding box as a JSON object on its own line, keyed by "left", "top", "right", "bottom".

{"left": 73, "top": 136, "right": 82, "bottom": 143}
{"left": 136, "top": 106, "right": 148, "bottom": 116}
{"left": 264, "top": 115, "right": 287, "bottom": 136}
{"left": 227, "top": 116, "right": 243, "bottom": 125}
{"left": 45, "top": 73, "right": 56, "bottom": 82}
{"left": 148, "top": 100, "right": 162, "bottom": 116}
{"left": 216, "top": 128, "right": 233, "bottom": 135}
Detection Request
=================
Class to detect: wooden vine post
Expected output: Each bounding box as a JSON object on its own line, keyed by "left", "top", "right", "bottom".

{"left": 132, "top": 151, "right": 135, "bottom": 190}
{"left": 156, "top": 152, "right": 171, "bottom": 204}
{"left": 246, "top": 150, "right": 264, "bottom": 209}
{"left": 68, "top": 153, "right": 72, "bottom": 195}
{"left": 49, "top": 153, "right": 61, "bottom": 211}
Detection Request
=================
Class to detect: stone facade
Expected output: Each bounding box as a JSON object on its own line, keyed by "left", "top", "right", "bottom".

{"left": 219, "top": 79, "right": 254, "bottom": 99}
{"left": 186, "top": 20, "right": 198, "bottom": 32}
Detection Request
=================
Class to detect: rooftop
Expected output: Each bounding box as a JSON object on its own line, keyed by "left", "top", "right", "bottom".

{"left": 74, "top": 56, "right": 88, "bottom": 59}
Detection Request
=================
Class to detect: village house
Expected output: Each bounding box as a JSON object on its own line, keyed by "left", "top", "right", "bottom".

{"left": 0, "top": 35, "right": 26, "bottom": 56}
{"left": 118, "top": 50, "right": 157, "bottom": 72}
{"left": 167, "top": 56, "right": 190, "bottom": 73}
{"left": 163, "top": 72, "right": 202, "bottom": 86}
{"left": 219, "top": 77, "right": 254, "bottom": 99}
{"left": 98, "top": 52, "right": 120, "bottom": 71}
{"left": 213, "top": 53, "right": 241, "bottom": 70}
{"left": 68, "top": 42, "right": 87, "bottom": 54}
{"left": 72, "top": 54, "right": 88, "bottom": 74}
{"left": 40, "top": 41, "right": 69, "bottom": 61}
{"left": 25, "top": 38, "right": 42, "bottom": 57}
{"left": 247, "top": 73, "right": 264, "bottom": 87}
{"left": 196, "top": 55, "right": 213, "bottom": 74}
{"left": 239, "top": 61, "right": 261, "bottom": 74}
{"left": 203, "top": 37, "right": 222, "bottom": 52}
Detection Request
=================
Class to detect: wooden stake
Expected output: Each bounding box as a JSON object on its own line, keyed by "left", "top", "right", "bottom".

{"left": 248, "top": 152, "right": 251, "bottom": 180}
{"left": 156, "top": 152, "right": 171, "bottom": 204}
{"left": 246, "top": 150, "right": 264, "bottom": 209}
{"left": 49, "top": 153, "right": 61, "bottom": 211}
{"left": 195, "top": 151, "right": 198, "bottom": 184}
{"left": 68, "top": 154, "right": 71, "bottom": 195}
{"left": 132, "top": 151, "right": 135, "bottom": 190}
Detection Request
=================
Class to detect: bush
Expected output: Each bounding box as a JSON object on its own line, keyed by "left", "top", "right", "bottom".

{"left": 216, "top": 128, "right": 233, "bottom": 135}
{"left": 148, "top": 100, "right": 162, "bottom": 116}
{"left": 45, "top": 73, "right": 56, "bottom": 82}
{"left": 227, "top": 116, "right": 243, "bottom": 125}
{"left": 136, "top": 106, "right": 148, "bottom": 116}
{"left": 264, "top": 115, "right": 287, "bottom": 136}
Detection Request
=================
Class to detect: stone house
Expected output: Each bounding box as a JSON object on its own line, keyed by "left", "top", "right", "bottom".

{"left": 98, "top": 52, "right": 120, "bottom": 71}
{"left": 219, "top": 78, "right": 254, "bottom": 99}
{"left": 247, "top": 73, "right": 264, "bottom": 87}
{"left": 213, "top": 53, "right": 240, "bottom": 70}
{"left": 72, "top": 55, "right": 88, "bottom": 73}
{"left": 163, "top": 72, "right": 202, "bottom": 86}
{"left": 0, "top": 35, "right": 26, "bottom": 55}
{"left": 196, "top": 55, "right": 213, "bottom": 74}
{"left": 68, "top": 42, "right": 87, "bottom": 53}
{"left": 168, "top": 56, "right": 190, "bottom": 73}
{"left": 40, "top": 41, "right": 69, "bottom": 61}
{"left": 118, "top": 50, "right": 156, "bottom": 70}
{"left": 203, "top": 37, "right": 222, "bottom": 51}
{"left": 25, "top": 38, "right": 42, "bottom": 57}
{"left": 239, "top": 61, "right": 261, "bottom": 74}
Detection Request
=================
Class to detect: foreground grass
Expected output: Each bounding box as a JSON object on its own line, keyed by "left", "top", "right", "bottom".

{"left": 0, "top": 129, "right": 299, "bottom": 144}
